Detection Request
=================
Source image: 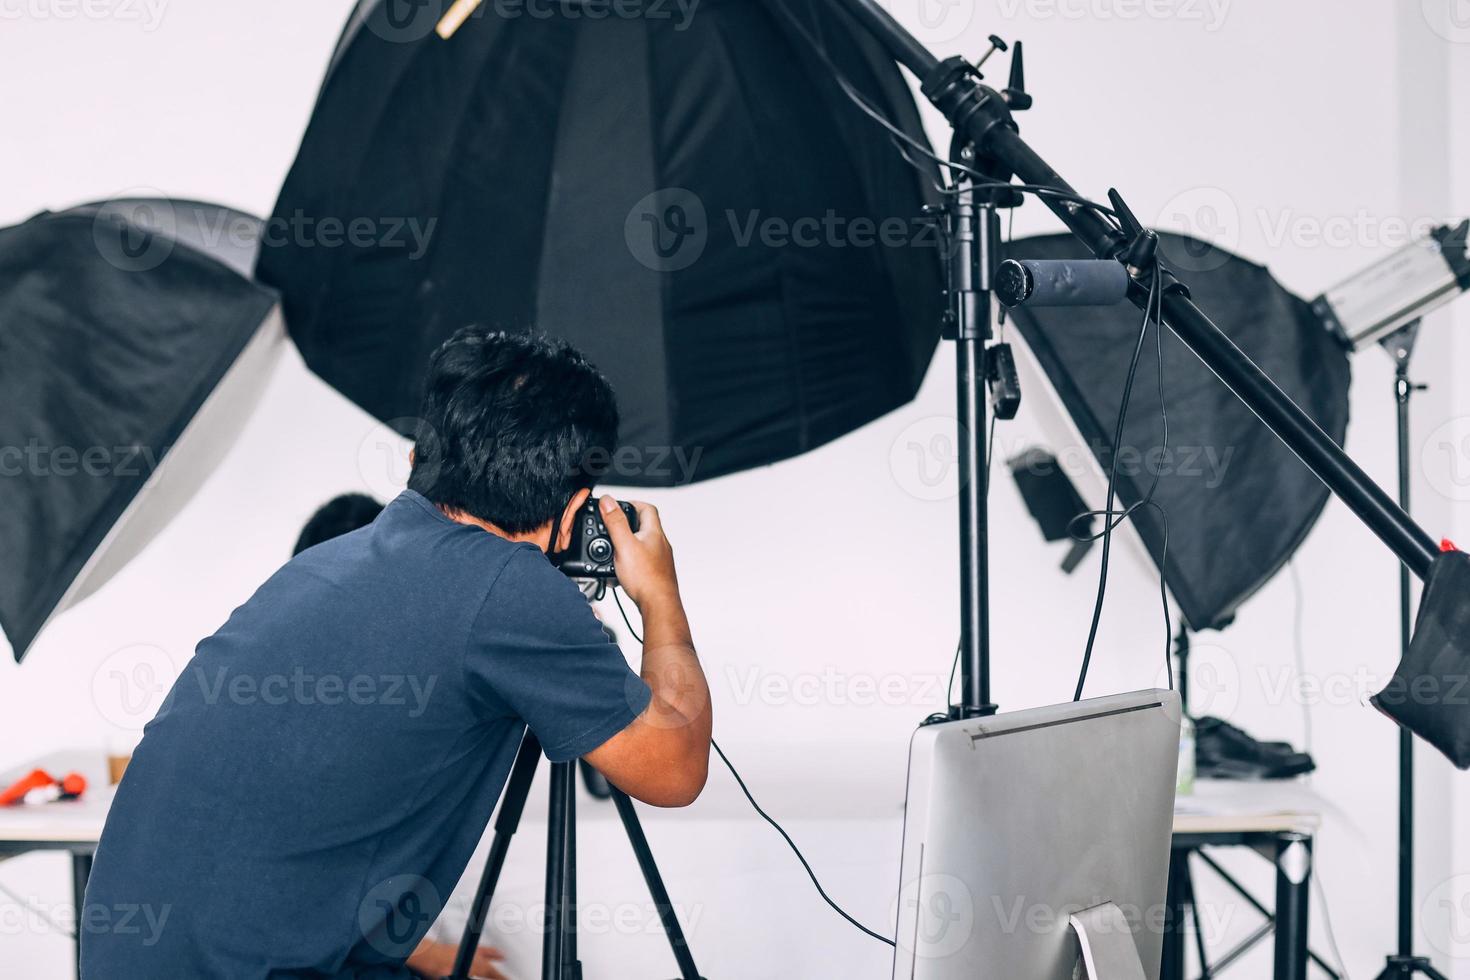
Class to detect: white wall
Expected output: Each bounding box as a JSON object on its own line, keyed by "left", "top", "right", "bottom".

{"left": 1, "top": 0, "right": 1468, "bottom": 976}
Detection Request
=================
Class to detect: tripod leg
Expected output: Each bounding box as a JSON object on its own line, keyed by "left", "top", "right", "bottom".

{"left": 543, "top": 761, "right": 575, "bottom": 980}
{"left": 610, "top": 788, "right": 703, "bottom": 980}
{"left": 452, "top": 733, "right": 543, "bottom": 980}
{"left": 564, "top": 767, "right": 582, "bottom": 980}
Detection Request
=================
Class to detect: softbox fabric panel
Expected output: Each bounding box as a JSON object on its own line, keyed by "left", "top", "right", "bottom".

{"left": 257, "top": 0, "right": 942, "bottom": 486}
{"left": 1372, "top": 548, "right": 1470, "bottom": 769}
{"left": 1007, "top": 233, "right": 1351, "bottom": 631}
{"left": 0, "top": 205, "right": 280, "bottom": 661}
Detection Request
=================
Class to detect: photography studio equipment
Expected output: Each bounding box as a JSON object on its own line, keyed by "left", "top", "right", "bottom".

{"left": 812, "top": 0, "right": 1470, "bottom": 763}
{"left": 0, "top": 200, "right": 284, "bottom": 662}
{"left": 260, "top": 0, "right": 947, "bottom": 973}
{"left": 893, "top": 690, "right": 1180, "bottom": 979}
{"left": 1002, "top": 231, "right": 1352, "bottom": 634}
{"left": 256, "top": 0, "right": 943, "bottom": 488}
{"left": 1312, "top": 219, "right": 1470, "bottom": 980}
{"left": 550, "top": 499, "right": 640, "bottom": 581}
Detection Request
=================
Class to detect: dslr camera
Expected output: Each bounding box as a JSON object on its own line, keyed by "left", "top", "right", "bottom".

{"left": 552, "top": 497, "right": 638, "bottom": 580}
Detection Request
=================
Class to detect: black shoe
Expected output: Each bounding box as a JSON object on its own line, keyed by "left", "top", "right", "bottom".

{"left": 1195, "top": 716, "right": 1316, "bottom": 780}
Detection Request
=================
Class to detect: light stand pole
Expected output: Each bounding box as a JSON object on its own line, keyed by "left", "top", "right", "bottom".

{"left": 944, "top": 168, "right": 1003, "bottom": 719}
{"left": 1377, "top": 324, "right": 1448, "bottom": 980}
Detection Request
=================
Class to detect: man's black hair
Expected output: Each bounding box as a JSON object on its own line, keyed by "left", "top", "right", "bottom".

{"left": 407, "top": 328, "right": 619, "bottom": 534}
{"left": 293, "top": 494, "right": 385, "bottom": 556}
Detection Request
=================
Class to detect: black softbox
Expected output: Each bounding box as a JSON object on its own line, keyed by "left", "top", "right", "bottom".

{"left": 256, "top": 0, "right": 942, "bottom": 486}
{"left": 0, "top": 201, "right": 283, "bottom": 661}
{"left": 1373, "top": 547, "right": 1470, "bottom": 770}
{"left": 1007, "top": 232, "right": 1352, "bottom": 631}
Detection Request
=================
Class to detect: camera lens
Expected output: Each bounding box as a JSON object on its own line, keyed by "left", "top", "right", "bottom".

{"left": 587, "top": 537, "right": 613, "bottom": 564}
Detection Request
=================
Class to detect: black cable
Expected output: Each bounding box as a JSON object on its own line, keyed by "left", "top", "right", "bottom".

{"left": 609, "top": 587, "right": 895, "bottom": 948}
{"left": 1069, "top": 261, "right": 1171, "bottom": 700}
{"left": 770, "top": 0, "right": 1121, "bottom": 224}
{"left": 710, "top": 740, "right": 896, "bottom": 948}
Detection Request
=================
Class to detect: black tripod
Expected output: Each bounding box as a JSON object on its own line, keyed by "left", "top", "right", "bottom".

{"left": 1376, "top": 323, "right": 1447, "bottom": 980}
{"left": 448, "top": 731, "right": 703, "bottom": 980}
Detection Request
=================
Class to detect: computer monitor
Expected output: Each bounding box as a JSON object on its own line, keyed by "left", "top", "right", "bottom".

{"left": 892, "top": 689, "right": 1180, "bottom": 980}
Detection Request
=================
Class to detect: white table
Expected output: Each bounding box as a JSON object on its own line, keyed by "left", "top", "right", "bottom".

{"left": 0, "top": 752, "right": 115, "bottom": 976}
{"left": 1167, "top": 779, "right": 1328, "bottom": 980}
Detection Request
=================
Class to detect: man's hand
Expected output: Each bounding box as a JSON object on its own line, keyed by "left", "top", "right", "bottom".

{"left": 599, "top": 496, "right": 678, "bottom": 607}
{"left": 584, "top": 496, "right": 712, "bottom": 808}
{"left": 406, "top": 937, "right": 508, "bottom": 980}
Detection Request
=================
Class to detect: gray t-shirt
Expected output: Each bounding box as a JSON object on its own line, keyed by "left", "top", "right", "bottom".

{"left": 82, "top": 490, "right": 651, "bottom": 978}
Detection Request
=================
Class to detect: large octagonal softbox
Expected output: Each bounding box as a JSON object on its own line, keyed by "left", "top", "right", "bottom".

{"left": 1005, "top": 231, "right": 1352, "bottom": 632}
{"left": 0, "top": 200, "right": 284, "bottom": 661}
{"left": 256, "top": 0, "right": 942, "bottom": 486}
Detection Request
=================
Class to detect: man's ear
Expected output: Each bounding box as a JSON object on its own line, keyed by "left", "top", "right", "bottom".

{"left": 554, "top": 488, "right": 592, "bottom": 552}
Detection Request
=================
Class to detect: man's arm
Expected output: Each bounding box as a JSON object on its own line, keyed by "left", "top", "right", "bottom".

{"left": 583, "top": 497, "right": 712, "bottom": 808}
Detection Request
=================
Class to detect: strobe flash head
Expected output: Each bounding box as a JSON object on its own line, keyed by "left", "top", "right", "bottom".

{"left": 1313, "top": 220, "right": 1470, "bottom": 352}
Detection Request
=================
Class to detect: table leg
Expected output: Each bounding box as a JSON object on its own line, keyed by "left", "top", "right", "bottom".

{"left": 1272, "top": 834, "right": 1311, "bottom": 980}
{"left": 1162, "top": 847, "right": 1190, "bottom": 980}
{"left": 72, "top": 851, "right": 93, "bottom": 979}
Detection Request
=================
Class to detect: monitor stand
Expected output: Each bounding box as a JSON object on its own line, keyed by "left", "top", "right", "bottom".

{"left": 1070, "top": 902, "right": 1147, "bottom": 980}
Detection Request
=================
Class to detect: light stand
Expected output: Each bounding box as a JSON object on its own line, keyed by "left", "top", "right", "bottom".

{"left": 943, "top": 169, "right": 1004, "bottom": 719}
{"left": 818, "top": 0, "right": 1445, "bottom": 732}
{"left": 1376, "top": 323, "right": 1448, "bottom": 980}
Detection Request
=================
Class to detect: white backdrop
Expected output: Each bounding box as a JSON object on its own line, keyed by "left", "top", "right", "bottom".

{"left": 2, "top": 0, "right": 1469, "bottom": 976}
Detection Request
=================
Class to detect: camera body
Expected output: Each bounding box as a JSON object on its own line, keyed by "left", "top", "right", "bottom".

{"left": 552, "top": 498, "right": 638, "bottom": 579}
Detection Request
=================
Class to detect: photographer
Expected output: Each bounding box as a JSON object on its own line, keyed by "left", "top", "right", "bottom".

{"left": 82, "top": 330, "right": 711, "bottom": 979}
